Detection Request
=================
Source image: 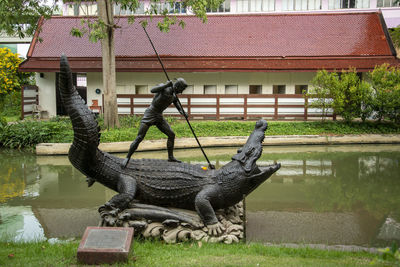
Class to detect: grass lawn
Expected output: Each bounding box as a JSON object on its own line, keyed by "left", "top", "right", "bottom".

{"left": 55, "top": 118, "right": 400, "bottom": 144}
{"left": 0, "top": 240, "right": 390, "bottom": 267}
{"left": 1, "top": 116, "right": 399, "bottom": 148}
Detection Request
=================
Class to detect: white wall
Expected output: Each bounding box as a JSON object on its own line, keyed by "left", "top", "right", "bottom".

{"left": 35, "top": 71, "right": 317, "bottom": 117}
{"left": 87, "top": 72, "right": 315, "bottom": 117}
{"left": 36, "top": 72, "right": 57, "bottom": 117}
{"left": 86, "top": 71, "right": 316, "bottom": 109}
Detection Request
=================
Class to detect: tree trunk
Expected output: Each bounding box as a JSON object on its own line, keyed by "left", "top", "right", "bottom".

{"left": 98, "top": 0, "right": 120, "bottom": 128}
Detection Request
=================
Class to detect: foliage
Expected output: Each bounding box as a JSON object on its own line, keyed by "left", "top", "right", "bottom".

{"left": 307, "top": 70, "right": 335, "bottom": 120}
{"left": 0, "top": 48, "right": 35, "bottom": 119}
{"left": 0, "top": 91, "right": 21, "bottom": 118}
{"left": 374, "top": 242, "right": 400, "bottom": 266}
{"left": 0, "top": 120, "right": 70, "bottom": 149}
{"left": 369, "top": 64, "right": 400, "bottom": 124}
{"left": 0, "top": 116, "right": 6, "bottom": 127}
{"left": 0, "top": 48, "right": 22, "bottom": 96}
{"left": 0, "top": 0, "right": 57, "bottom": 39}
{"left": 390, "top": 25, "right": 400, "bottom": 49}
{"left": 309, "top": 69, "right": 372, "bottom": 122}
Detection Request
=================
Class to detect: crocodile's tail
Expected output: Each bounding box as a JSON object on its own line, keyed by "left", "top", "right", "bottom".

{"left": 59, "top": 55, "right": 100, "bottom": 169}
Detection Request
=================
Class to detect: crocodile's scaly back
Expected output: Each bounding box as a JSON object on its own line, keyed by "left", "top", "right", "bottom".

{"left": 59, "top": 55, "right": 121, "bottom": 191}
{"left": 129, "top": 159, "right": 214, "bottom": 209}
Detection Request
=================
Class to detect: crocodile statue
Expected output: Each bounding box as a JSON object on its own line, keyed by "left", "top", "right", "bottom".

{"left": 59, "top": 55, "right": 281, "bottom": 235}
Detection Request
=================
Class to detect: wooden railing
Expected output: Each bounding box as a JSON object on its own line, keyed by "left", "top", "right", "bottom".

{"left": 21, "top": 85, "right": 39, "bottom": 119}
{"left": 104, "top": 94, "right": 335, "bottom": 121}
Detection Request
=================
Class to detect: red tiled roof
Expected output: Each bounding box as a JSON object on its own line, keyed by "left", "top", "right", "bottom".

{"left": 20, "top": 12, "right": 399, "bottom": 72}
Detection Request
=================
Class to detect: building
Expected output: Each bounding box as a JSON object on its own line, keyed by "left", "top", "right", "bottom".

{"left": 62, "top": 0, "right": 400, "bottom": 28}
{"left": 19, "top": 12, "right": 399, "bottom": 119}
{"left": 0, "top": 34, "right": 31, "bottom": 58}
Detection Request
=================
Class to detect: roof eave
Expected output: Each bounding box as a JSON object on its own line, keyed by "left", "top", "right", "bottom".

{"left": 18, "top": 56, "right": 400, "bottom": 73}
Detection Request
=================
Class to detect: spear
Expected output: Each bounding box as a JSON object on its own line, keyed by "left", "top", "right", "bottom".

{"left": 142, "top": 25, "right": 215, "bottom": 169}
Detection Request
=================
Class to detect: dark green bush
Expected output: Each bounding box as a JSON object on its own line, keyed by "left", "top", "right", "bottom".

{"left": 310, "top": 65, "right": 400, "bottom": 124}
{"left": 369, "top": 64, "right": 400, "bottom": 124}
{"left": 310, "top": 69, "right": 372, "bottom": 122}
{"left": 0, "top": 116, "right": 6, "bottom": 127}
{"left": 0, "top": 91, "right": 21, "bottom": 117}
{"left": 0, "top": 120, "right": 70, "bottom": 149}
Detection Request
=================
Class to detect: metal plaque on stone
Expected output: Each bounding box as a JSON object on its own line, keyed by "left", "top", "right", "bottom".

{"left": 77, "top": 227, "right": 134, "bottom": 265}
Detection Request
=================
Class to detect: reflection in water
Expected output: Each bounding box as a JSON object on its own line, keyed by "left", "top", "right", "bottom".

{"left": 0, "top": 145, "right": 399, "bottom": 247}
{"left": 0, "top": 206, "right": 45, "bottom": 242}
{"left": 246, "top": 145, "right": 400, "bottom": 247}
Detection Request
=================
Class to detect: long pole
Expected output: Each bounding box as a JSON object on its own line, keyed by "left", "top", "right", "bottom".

{"left": 142, "top": 26, "right": 215, "bottom": 169}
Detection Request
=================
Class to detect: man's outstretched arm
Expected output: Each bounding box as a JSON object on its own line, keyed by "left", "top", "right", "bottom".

{"left": 173, "top": 99, "right": 188, "bottom": 118}
{"left": 150, "top": 80, "right": 173, "bottom": 93}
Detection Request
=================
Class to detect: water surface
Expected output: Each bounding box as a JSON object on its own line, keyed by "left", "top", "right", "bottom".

{"left": 0, "top": 145, "right": 399, "bottom": 247}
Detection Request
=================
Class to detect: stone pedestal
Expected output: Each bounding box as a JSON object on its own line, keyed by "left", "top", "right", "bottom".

{"left": 77, "top": 227, "right": 134, "bottom": 265}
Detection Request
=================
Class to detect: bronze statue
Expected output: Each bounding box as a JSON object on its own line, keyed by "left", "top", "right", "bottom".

{"left": 59, "top": 55, "right": 281, "bottom": 238}
{"left": 122, "top": 78, "right": 188, "bottom": 168}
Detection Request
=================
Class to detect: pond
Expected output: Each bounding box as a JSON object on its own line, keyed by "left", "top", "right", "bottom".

{"left": 0, "top": 144, "right": 399, "bottom": 247}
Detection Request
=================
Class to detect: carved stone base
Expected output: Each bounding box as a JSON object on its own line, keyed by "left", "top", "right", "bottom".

{"left": 98, "top": 202, "right": 244, "bottom": 244}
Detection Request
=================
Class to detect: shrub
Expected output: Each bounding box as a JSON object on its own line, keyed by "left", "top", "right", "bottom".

{"left": 0, "top": 116, "right": 6, "bottom": 127}
{"left": 333, "top": 70, "right": 372, "bottom": 122}
{"left": 0, "top": 48, "right": 21, "bottom": 95}
{"left": 309, "top": 69, "right": 372, "bottom": 122}
{"left": 307, "top": 70, "right": 336, "bottom": 120}
{"left": 369, "top": 64, "right": 400, "bottom": 124}
{"left": 0, "top": 120, "right": 70, "bottom": 148}
{"left": 0, "top": 90, "right": 21, "bottom": 117}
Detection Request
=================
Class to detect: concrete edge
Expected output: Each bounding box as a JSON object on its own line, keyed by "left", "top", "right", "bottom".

{"left": 35, "top": 134, "right": 400, "bottom": 155}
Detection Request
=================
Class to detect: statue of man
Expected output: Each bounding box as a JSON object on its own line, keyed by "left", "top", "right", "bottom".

{"left": 122, "top": 78, "right": 188, "bottom": 168}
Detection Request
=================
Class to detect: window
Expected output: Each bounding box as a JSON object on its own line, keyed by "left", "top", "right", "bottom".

{"left": 237, "top": 0, "right": 275, "bottom": 12}
{"left": 135, "top": 85, "right": 148, "bottom": 94}
{"left": 282, "top": 0, "right": 322, "bottom": 10}
{"left": 377, "top": 0, "right": 400, "bottom": 7}
{"left": 207, "top": 0, "right": 231, "bottom": 12}
{"left": 295, "top": 85, "right": 308, "bottom": 94}
{"left": 114, "top": 2, "right": 145, "bottom": 15}
{"left": 76, "top": 74, "right": 87, "bottom": 87}
{"left": 69, "top": 2, "right": 97, "bottom": 16}
{"left": 273, "top": 85, "right": 286, "bottom": 94}
{"left": 249, "top": 85, "right": 262, "bottom": 94}
{"left": 328, "top": 0, "right": 369, "bottom": 9}
{"left": 204, "top": 85, "right": 217, "bottom": 94}
{"left": 225, "top": 85, "right": 238, "bottom": 94}
{"left": 151, "top": 1, "right": 187, "bottom": 14}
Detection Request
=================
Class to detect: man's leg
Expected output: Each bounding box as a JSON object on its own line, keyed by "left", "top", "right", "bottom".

{"left": 122, "top": 123, "right": 150, "bottom": 168}
{"left": 156, "top": 119, "right": 181, "bottom": 162}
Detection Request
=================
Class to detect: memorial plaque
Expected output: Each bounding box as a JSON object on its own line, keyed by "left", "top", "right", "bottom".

{"left": 77, "top": 227, "right": 134, "bottom": 265}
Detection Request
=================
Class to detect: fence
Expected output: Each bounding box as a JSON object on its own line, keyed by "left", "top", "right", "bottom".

{"left": 21, "top": 85, "right": 39, "bottom": 119}
{"left": 110, "top": 94, "right": 335, "bottom": 120}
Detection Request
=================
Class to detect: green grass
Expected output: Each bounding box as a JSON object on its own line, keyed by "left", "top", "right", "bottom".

{"left": 98, "top": 119, "right": 400, "bottom": 143}
{"left": 1, "top": 116, "right": 399, "bottom": 149}
{"left": 0, "top": 240, "right": 390, "bottom": 267}
{"left": 4, "top": 115, "right": 20, "bottom": 122}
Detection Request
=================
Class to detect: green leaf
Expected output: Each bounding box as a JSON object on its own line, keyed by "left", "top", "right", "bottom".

{"left": 70, "top": 27, "right": 84, "bottom": 38}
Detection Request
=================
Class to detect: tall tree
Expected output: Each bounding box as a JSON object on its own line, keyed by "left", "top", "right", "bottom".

{"left": 69, "top": 0, "right": 222, "bottom": 128}
{"left": 98, "top": 0, "right": 119, "bottom": 128}
{"left": 1, "top": 0, "right": 222, "bottom": 128}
